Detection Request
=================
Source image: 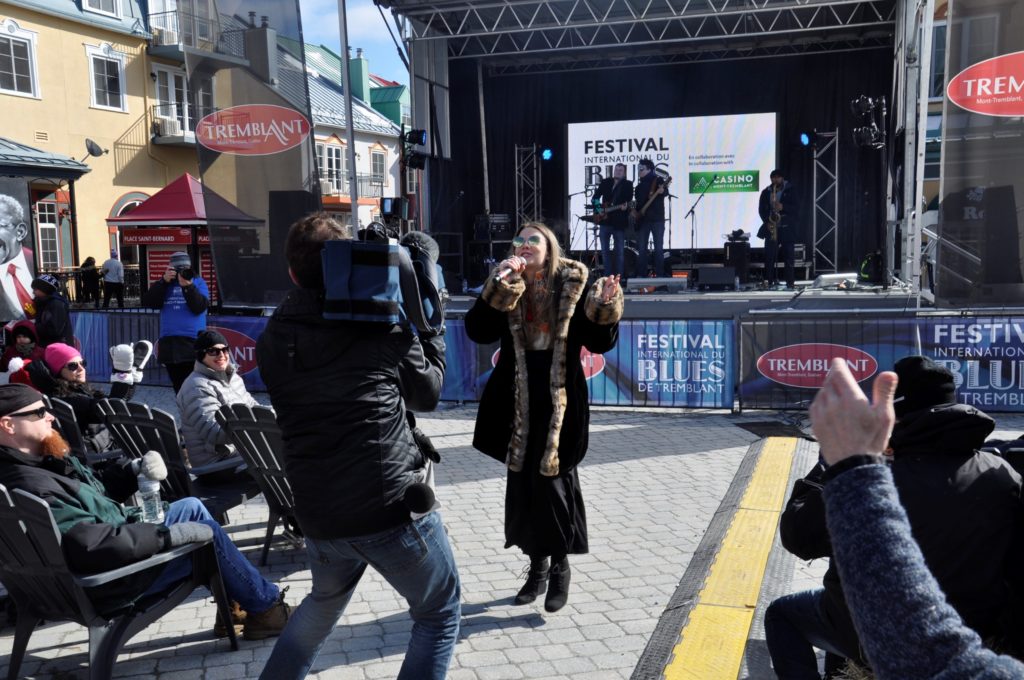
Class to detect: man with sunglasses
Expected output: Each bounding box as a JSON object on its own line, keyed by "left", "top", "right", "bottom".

{"left": 0, "top": 383, "right": 291, "bottom": 633}
{"left": 177, "top": 330, "right": 258, "bottom": 470}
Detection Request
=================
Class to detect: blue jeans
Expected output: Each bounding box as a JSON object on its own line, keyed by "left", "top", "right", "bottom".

{"left": 764, "top": 589, "right": 858, "bottom": 679}
{"left": 143, "top": 498, "right": 280, "bottom": 613}
{"left": 260, "top": 511, "right": 460, "bottom": 680}
{"left": 599, "top": 224, "right": 626, "bottom": 276}
{"left": 636, "top": 219, "right": 665, "bottom": 277}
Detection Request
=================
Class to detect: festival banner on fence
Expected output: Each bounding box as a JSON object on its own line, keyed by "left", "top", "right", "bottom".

{"left": 739, "top": 316, "right": 1024, "bottom": 412}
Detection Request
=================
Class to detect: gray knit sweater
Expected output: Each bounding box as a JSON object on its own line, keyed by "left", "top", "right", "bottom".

{"left": 824, "top": 462, "right": 1024, "bottom": 679}
{"left": 176, "top": 360, "right": 258, "bottom": 468}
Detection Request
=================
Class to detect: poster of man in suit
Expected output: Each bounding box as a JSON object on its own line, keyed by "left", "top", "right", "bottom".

{"left": 0, "top": 177, "right": 38, "bottom": 322}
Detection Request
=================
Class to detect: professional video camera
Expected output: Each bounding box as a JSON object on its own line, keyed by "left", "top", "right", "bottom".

{"left": 321, "top": 223, "right": 448, "bottom": 336}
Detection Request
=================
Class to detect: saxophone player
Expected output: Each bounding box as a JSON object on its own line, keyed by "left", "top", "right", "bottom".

{"left": 758, "top": 169, "right": 800, "bottom": 289}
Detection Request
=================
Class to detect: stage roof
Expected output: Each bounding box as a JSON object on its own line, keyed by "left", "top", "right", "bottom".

{"left": 380, "top": 0, "right": 897, "bottom": 73}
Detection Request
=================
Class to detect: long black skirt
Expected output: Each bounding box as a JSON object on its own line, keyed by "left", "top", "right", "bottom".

{"left": 504, "top": 350, "right": 589, "bottom": 558}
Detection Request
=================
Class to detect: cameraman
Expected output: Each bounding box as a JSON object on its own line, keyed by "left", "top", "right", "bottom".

{"left": 142, "top": 252, "right": 209, "bottom": 393}
{"left": 256, "top": 213, "right": 458, "bottom": 680}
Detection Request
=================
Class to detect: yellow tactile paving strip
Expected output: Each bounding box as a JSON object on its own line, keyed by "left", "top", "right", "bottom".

{"left": 664, "top": 437, "right": 798, "bottom": 680}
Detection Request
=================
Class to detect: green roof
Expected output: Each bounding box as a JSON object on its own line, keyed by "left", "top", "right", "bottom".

{"left": 0, "top": 137, "right": 91, "bottom": 179}
{"left": 370, "top": 85, "right": 407, "bottom": 105}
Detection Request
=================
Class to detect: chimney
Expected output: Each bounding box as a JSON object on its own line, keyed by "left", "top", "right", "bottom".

{"left": 348, "top": 46, "right": 370, "bottom": 102}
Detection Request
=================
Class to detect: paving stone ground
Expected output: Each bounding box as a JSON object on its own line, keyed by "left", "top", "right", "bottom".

{"left": 2, "top": 386, "right": 1023, "bottom": 680}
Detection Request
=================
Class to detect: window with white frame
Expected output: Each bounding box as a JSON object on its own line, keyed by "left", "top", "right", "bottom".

{"left": 406, "top": 166, "right": 420, "bottom": 195}
{"left": 34, "top": 201, "right": 60, "bottom": 270}
{"left": 87, "top": 44, "right": 127, "bottom": 112}
{"left": 153, "top": 67, "right": 212, "bottom": 132}
{"left": 316, "top": 142, "right": 346, "bottom": 192}
{"left": 371, "top": 150, "right": 386, "bottom": 183}
{"left": 84, "top": 0, "right": 121, "bottom": 18}
{"left": 929, "top": 23, "right": 947, "bottom": 100}
{"left": 0, "top": 20, "right": 39, "bottom": 98}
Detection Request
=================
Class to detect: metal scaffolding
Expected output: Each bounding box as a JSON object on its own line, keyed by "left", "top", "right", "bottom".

{"left": 515, "top": 144, "right": 542, "bottom": 228}
{"left": 812, "top": 130, "right": 840, "bottom": 274}
{"left": 382, "top": 0, "right": 897, "bottom": 68}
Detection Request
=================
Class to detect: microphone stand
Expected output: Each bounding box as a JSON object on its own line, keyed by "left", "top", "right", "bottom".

{"left": 684, "top": 180, "right": 713, "bottom": 270}
{"left": 567, "top": 188, "right": 594, "bottom": 254}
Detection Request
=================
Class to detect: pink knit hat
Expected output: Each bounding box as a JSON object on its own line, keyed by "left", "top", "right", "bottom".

{"left": 44, "top": 343, "right": 81, "bottom": 374}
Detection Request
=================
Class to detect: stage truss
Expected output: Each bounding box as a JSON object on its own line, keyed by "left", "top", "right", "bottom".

{"left": 515, "top": 144, "right": 543, "bottom": 228}
{"left": 813, "top": 131, "right": 840, "bottom": 274}
{"left": 380, "top": 0, "right": 897, "bottom": 72}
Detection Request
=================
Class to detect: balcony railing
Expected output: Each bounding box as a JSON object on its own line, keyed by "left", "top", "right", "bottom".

{"left": 39, "top": 266, "right": 143, "bottom": 307}
{"left": 320, "top": 173, "right": 387, "bottom": 198}
{"left": 151, "top": 103, "right": 197, "bottom": 138}
{"left": 148, "top": 8, "right": 246, "bottom": 60}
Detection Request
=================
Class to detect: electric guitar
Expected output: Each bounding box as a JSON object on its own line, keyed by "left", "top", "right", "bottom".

{"left": 592, "top": 201, "right": 633, "bottom": 224}
{"left": 631, "top": 176, "right": 673, "bottom": 221}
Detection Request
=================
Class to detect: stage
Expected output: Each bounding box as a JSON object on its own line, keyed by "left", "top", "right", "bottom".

{"left": 446, "top": 284, "right": 925, "bottom": 319}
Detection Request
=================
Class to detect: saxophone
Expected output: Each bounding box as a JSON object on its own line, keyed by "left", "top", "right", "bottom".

{"left": 767, "top": 185, "right": 780, "bottom": 240}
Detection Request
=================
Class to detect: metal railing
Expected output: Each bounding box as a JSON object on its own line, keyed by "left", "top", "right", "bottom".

{"left": 151, "top": 103, "right": 198, "bottom": 137}
{"left": 319, "top": 173, "right": 387, "bottom": 198}
{"left": 39, "top": 266, "right": 143, "bottom": 307}
{"left": 148, "top": 9, "right": 245, "bottom": 59}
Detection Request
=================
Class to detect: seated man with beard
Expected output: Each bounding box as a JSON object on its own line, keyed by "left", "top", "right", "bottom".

{"left": 0, "top": 383, "right": 291, "bottom": 638}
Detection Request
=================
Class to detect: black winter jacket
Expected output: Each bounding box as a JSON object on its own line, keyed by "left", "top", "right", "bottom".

{"left": 781, "top": 404, "right": 1024, "bottom": 662}
{"left": 0, "top": 446, "right": 170, "bottom": 613}
{"left": 34, "top": 293, "right": 73, "bottom": 347}
{"left": 758, "top": 181, "right": 800, "bottom": 243}
{"left": 256, "top": 288, "right": 446, "bottom": 540}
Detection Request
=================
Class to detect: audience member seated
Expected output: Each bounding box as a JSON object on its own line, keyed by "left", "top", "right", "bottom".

{"left": 811, "top": 359, "right": 1024, "bottom": 679}
{"left": 177, "top": 330, "right": 259, "bottom": 471}
{"left": 10, "top": 341, "right": 151, "bottom": 455}
{"left": 0, "top": 383, "right": 291, "bottom": 639}
{"left": 0, "top": 320, "right": 44, "bottom": 373}
{"left": 766, "top": 356, "right": 1024, "bottom": 678}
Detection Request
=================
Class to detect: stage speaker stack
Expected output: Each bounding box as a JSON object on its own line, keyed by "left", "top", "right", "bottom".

{"left": 474, "top": 214, "right": 513, "bottom": 240}
{"left": 696, "top": 266, "right": 737, "bottom": 291}
{"left": 725, "top": 241, "right": 750, "bottom": 284}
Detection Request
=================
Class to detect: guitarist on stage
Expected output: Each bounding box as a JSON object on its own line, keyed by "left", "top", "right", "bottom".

{"left": 633, "top": 158, "right": 668, "bottom": 278}
{"left": 592, "top": 163, "right": 634, "bottom": 277}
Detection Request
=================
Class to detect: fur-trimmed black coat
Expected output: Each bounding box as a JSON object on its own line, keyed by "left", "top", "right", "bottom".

{"left": 466, "top": 258, "right": 624, "bottom": 476}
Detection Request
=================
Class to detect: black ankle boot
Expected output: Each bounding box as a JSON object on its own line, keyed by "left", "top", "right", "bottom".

{"left": 514, "top": 557, "right": 550, "bottom": 605}
{"left": 545, "top": 557, "right": 571, "bottom": 612}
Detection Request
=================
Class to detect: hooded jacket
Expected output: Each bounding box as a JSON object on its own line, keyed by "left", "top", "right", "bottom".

{"left": 0, "top": 445, "right": 169, "bottom": 612}
{"left": 0, "top": 320, "right": 44, "bottom": 371}
{"left": 34, "top": 292, "right": 73, "bottom": 347}
{"left": 256, "top": 287, "right": 446, "bottom": 540}
{"left": 781, "top": 404, "right": 1024, "bottom": 661}
{"left": 177, "top": 359, "right": 258, "bottom": 468}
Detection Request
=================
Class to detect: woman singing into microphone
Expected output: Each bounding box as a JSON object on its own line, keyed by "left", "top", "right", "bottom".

{"left": 466, "top": 222, "right": 623, "bottom": 612}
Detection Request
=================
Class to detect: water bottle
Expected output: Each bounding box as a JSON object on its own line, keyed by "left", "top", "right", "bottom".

{"left": 137, "top": 475, "right": 164, "bottom": 523}
{"left": 734, "top": 275, "right": 741, "bottom": 292}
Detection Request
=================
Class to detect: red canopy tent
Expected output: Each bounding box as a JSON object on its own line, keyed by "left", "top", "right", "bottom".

{"left": 106, "top": 174, "right": 261, "bottom": 304}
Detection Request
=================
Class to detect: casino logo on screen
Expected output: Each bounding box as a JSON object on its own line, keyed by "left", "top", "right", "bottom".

{"left": 196, "top": 105, "right": 311, "bottom": 156}
{"left": 209, "top": 326, "right": 259, "bottom": 375}
{"left": 689, "top": 171, "right": 760, "bottom": 194}
{"left": 947, "top": 51, "right": 1024, "bottom": 117}
{"left": 757, "top": 343, "right": 877, "bottom": 389}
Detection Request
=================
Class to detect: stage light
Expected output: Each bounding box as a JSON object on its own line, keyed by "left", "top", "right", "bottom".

{"left": 850, "top": 95, "right": 877, "bottom": 116}
{"left": 799, "top": 131, "right": 817, "bottom": 147}
{"left": 540, "top": 148, "right": 553, "bottom": 161}
{"left": 404, "top": 129, "right": 427, "bottom": 146}
{"left": 406, "top": 151, "right": 428, "bottom": 169}
{"left": 853, "top": 124, "right": 885, "bottom": 149}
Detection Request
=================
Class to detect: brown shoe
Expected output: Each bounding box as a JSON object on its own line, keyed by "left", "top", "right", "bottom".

{"left": 243, "top": 589, "right": 291, "bottom": 640}
{"left": 213, "top": 600, "right": 246, "bottom": 638}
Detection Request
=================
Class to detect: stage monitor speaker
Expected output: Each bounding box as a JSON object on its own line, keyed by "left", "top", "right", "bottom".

{"left": 696, "top": 266, "right": 737, "bottom": 291}
{"left": 724, "top": 242, "right": 750, "bottom": 283}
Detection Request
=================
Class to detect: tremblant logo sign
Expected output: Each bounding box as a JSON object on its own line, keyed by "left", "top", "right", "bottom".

{"left": 757, "top": 343, "right": 877, "bottom": 389}
{"left": 196, "top": 104, "right": 311, "bottom": 155}
{"left": 947, "top": 51, "right": 1024, "bottom": 117}
{"left": 689, "top": 171, "right": 759, "bottom": 194}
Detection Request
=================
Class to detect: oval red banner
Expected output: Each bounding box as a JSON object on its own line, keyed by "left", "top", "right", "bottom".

{"left": 756, "top": 343, "right": 877, "bottom": 389}
{"left": 196, "top": 104, "right": 311, "bottom": 155}
{"left": 491, "top": 348, "right": 606, "bottom": 380}
{"left": 947, "top": 51, "right": 1024, "bottom": 117}
{"left": 208, "top": 326, "right": 259, "bottom": 375}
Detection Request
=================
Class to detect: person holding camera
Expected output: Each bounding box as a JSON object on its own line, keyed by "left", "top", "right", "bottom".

{"left": 256, "top": 213, "right": 458, "bottom": 680}
{"left": 142, "top": 252, "right": 209, "bottom": 394}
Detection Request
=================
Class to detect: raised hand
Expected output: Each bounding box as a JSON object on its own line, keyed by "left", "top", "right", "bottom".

{"left": 601, "top": 274, "right": 621, "bottom": 303}
{"left": 497, "top": 256, "right": 527, "bottom": 275}
{"left": 810, "top": 358, "right": 898, "bottom": 465}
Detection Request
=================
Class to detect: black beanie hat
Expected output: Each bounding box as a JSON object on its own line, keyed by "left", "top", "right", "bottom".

{"left": 0, "top": 384, "right": 43, "bottom": 417}
{"left": 194, "top": 330, "right": 228, "bottom": 360}
{"left": 893, "top": 356, "right": 957, "bottom": 418}
{"left": 30, "top": 274, "right": 59, "bottom": 296}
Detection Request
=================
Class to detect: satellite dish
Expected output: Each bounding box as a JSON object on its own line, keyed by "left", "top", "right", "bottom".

{"left": 85, "top": 138, "right": 108, "bottom": 157}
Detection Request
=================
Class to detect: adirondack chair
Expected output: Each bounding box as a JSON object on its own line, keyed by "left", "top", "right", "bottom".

{"left": 0, "top": 483, "right": 237, "bottom": 680}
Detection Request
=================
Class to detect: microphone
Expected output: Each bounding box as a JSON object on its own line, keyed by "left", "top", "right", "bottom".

{"left": 403, "top": 482, "right": 436, "bottom": 515}
{"left": 494, "top": 266, "right": 516, "bottom": 283}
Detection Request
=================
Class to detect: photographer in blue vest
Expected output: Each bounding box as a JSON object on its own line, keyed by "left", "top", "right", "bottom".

{"left": 142, "top": 252, "right": 209, "bottom": 393}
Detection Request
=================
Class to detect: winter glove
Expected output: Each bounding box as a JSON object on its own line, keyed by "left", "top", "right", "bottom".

{"left": 0, "top": 357, "right": 23, "bottom": 386}
{"left": 110, "top": 344, "right": 134, "bottom": 372}
{"left": 132, "top": 451, "right": 168, "bottom": 481}
{"left": 133, "top": 340, "right": 153, "bottom": 371}
{"left": 166, "top": 521, "right": 214, "bottom": 547}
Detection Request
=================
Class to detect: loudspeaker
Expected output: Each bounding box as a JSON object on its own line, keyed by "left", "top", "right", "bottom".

{"left": 725, "top": 242, "right": 750, "bottom": 283}
{"left": 696, "top": 266, "right": 736, "bottom": 291}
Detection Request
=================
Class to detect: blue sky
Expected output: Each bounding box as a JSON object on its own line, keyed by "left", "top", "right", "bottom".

{"left": 298, "top": 0, "right": 410, "bottom": 86}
